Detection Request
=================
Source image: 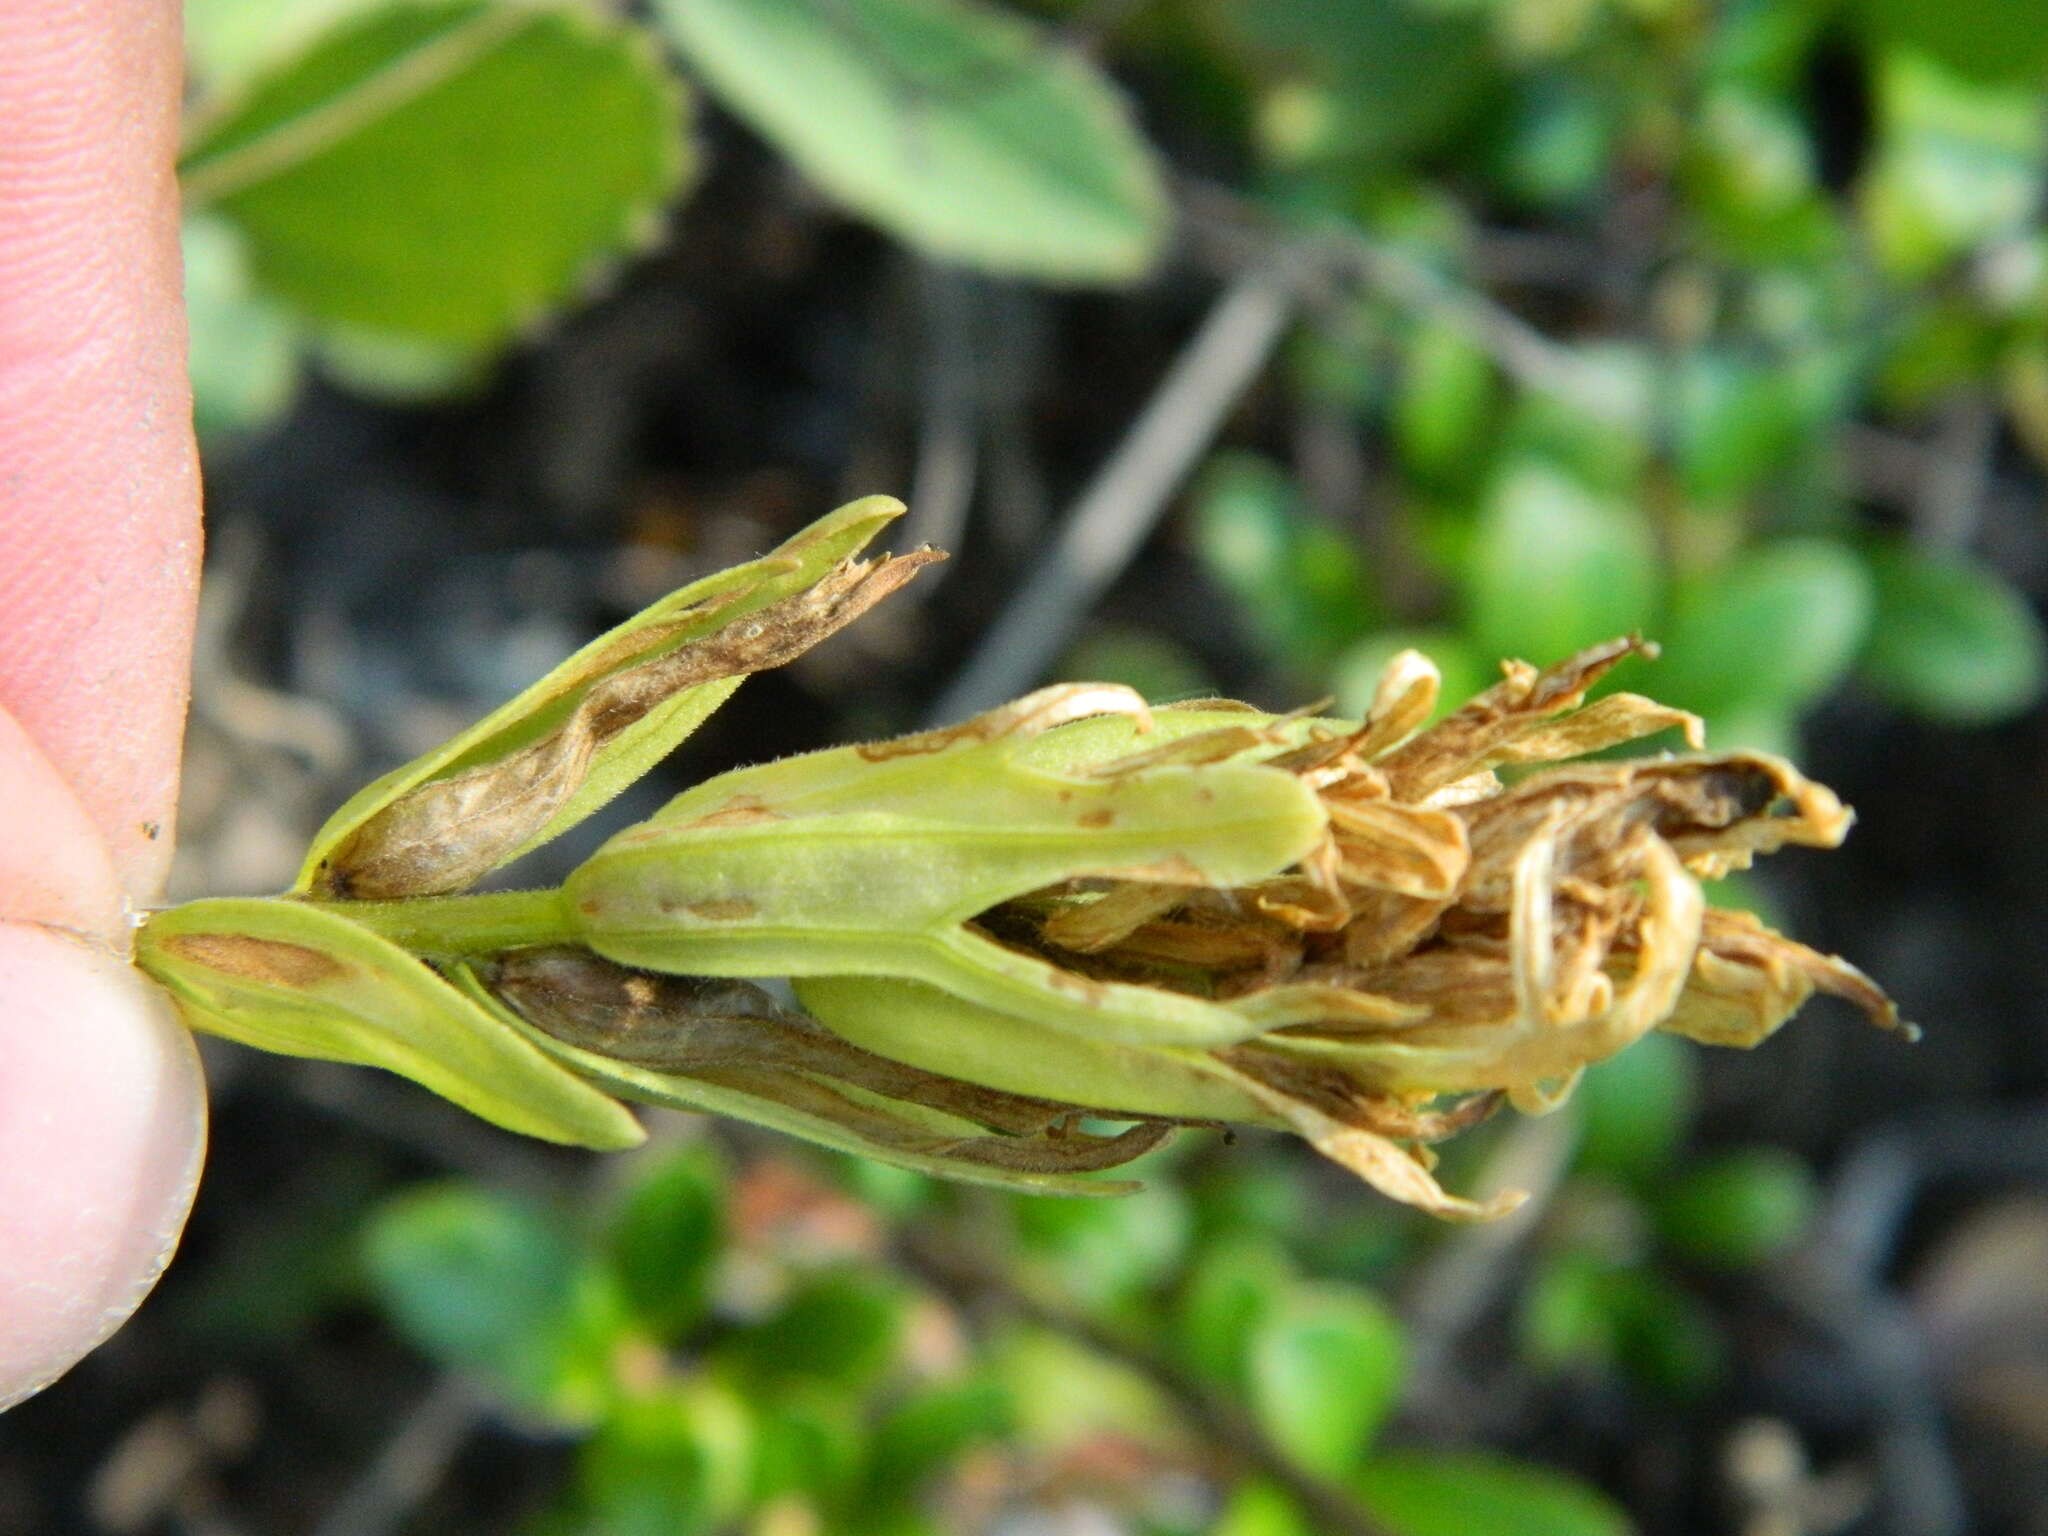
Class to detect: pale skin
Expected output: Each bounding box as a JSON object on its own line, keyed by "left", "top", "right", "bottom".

{"left": 0, "top": 0, "right": 209, "bottom": 1407}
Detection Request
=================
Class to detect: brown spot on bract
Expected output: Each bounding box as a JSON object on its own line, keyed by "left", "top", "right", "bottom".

{"left": 140, "top": 821, "right": 161, "bottom": 841}
{"left": 684, "top": 795, "right": 785, "bottom": 829}
{"left": 686, "top": 898, "right": 759, "bottom": 922}
{"left": 1079, "top": 808, "right": 1114, "bottom": 828}
{"left": 161, "top": 933, "right": 344, "bottom": 987}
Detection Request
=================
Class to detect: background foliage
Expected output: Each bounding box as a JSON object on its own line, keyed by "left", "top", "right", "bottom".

{"left": 9, "top": 0, "right": 2048, "bottom": 1533}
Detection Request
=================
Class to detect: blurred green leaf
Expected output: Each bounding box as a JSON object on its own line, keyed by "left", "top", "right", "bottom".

{"left": 363, "top": 1183, "right": 584, "bottom": 1406}
{"left": 749, "top": 1387, "right": 866, "bottom": 1508}
{"left": 576, "top": 1381, "right": 754, "bottom": 1536}
{"left": 1352, "top": 1450, "right": 1631, "bottom": 1536}
{"left": 1654, "top": 540, "right": 1874, "bottom": 716}
{"left": 608, "top": 1145, "right": 725, "bottom": 1343}
{"left": 1674, "top": 352, "right": 1822, "bottom": 505}
{"left": 182, "top": 213, "right": 300, "bottom": 440}
{"left": 1249, "top": 1283, "right": 1406, "bottom": 1480}
{"left": 1016, "top": 1180, "right": 1192, "bottom": 1310}
{"left": 182, "top": 0, "right": 689, "bottom": 349}
{"left": 1214, "top": 1478, "right": 1317, "bottom": 1536}
{"left": 865, "top": 1376, "right": 1013, "bottom": 1502}
{"left": 184, "top": 0, "right": 385, "bottom": 87}
{"left": 724, "top": 1270, "right": 907, "bottom": 1393}
{"left": 1864, "top": 542, "right": 2047, "bottom": 724}
{"left": 1520, "top": 1253, "right": 1724, "bottom": 1400}
{"left": 1861, "top": 0, "right": 2048, "bottom": 86}
{"left": 1466, "top": 460, "right": 1659, "bottom": 665}
{"left": 1225, "top": 0, "right": 1494, "bottom": 165}
{"left": 1192, "top": 452, "right": 1379, "bottom": 674}
{"left": 1575, "top": 1030, "right": 1697, "bottom": 1187}
{"left": 655, "top": 0, "right": 1165, "bottom": 282}
{"left": 1174, "top": 1234, "right": 1296, "bottom": 1390}
{"left": 1195, "top": 454, "right": 1377, "bottom": 660}
{"left": 1395, "top": 316, "right": 1498, "bottom": 486}
{"left": 1491, "top": 76, "right": 1616, "bottom": 212}
{"left": 1655, "top": 1146, "right": 1819, "bottom": 1269}
{"left": 1861, "top": 49, "right": 2045, "bottom": 279}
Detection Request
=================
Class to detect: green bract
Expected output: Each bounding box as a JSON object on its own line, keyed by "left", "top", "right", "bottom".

{"left": 296, "top": 494, "right": 930, "bottom": 899}
{"left": 562, "top": 688, "right": 1331, "bottom": 1048}
{"left": 137, "top": 895, "right": 643, "bottom": 1148}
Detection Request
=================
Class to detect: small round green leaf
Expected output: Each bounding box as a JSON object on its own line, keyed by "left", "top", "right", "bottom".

{"left": 1653, "top": 540, "right": 1874, "bottom": 716}
{"left": 608, "top": 1145, "right": 726, "bottom": 1343}
{"left": 1174, "top": 1235, "right": 1296, "bottom": 1391}
{"left": 1574, "top": 1029, "right": 1697, "bottom": 1187}
{"left": 1655, "top": 1146, "right": 1819, "bottom": 1270}
{"left": 723, "top": 1270, "right": 907, "bottom": 1393}
{"left": 655, "top": 0, "right": 1166, "bottom": 282}
{"left": 1249, "top": 1284, "right": 1407, "bottom": 1480}
{"left": 1465, "top": 459, "right": 1660, "bottom": 665}
{"left": 1352, "top": 1451, "right": 1631, "bottom": 1536}
{"left": 363, "top": 1183, "right": 580, "bottom": 1399}
{"left": 1864, "top": 542, "right": 2047, "bottom": 724}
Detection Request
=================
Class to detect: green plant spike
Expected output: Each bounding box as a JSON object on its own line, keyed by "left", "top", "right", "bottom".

{"left": 135, "top": 897, "right": 645, "bottom": 1149}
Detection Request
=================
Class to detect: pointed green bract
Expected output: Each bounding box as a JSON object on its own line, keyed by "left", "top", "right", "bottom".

{"left": 296, "top": 495, "right": 914, "bottom": 898}
{"left": 793, "top": 974, "right": 1273, "bottom": 1123}
{"left": 563, "top": 686, "right": 1328, "bottom": 1047}
{"left": 136, "top": 897, "right": 644, "bottom": 1149}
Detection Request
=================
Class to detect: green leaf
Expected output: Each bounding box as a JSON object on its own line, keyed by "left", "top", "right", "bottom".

{"left": 1521, "top": 1258, "right": 1724, "bottom": 1401}
{"left": 296, "top": 495, "right": 918, "bottom": 897}
{"left": 608, "top": 1145, "right": 726, "bottom": 1343}
{"left": 1672, "top": 350, "right": 1831, "bottom": 505}
{"left": 182, "top": 212, "right": 301, "bottom": 440}
{"left": 749, "top": 1387, "right": 866, "bottom": 1507}
{"left": 1174, "top": 1235, "right": 1296, "bottom": 1391}
{"left": 1225, "top": 0, "right": 1494, "bottom": 166}
{"left": 1465, "top": 459, "right": 1659, "bottom": 666}
{"left": 1652, "top": 541, "right": 1874, "bottom": 717}
{"left": 1654, "top": 1147, "right": 1818, "bottom": 1270}
{"left": 576, "top": 1380, "right": 754, "bottom": 1536}
{"left": 1574, "top": 1030, "right": 1696, "bottom": 1187}
{"left": 1394, "top": 316, "right": 1498, "bottom": 486}
{"left": 723, "top": 1270, "right": 908, "bottom": 1393}
{"left": 1860, "top": 0, "right": 2048, "bottom": 86}
{"left": 136, "top": 897, "right": 644, "bottom": 1149}
{"left": 1249, "top": 1284, "right": 1406, "bottom": 1480}
{"left": 1016, "top": 1181, "right": 1192, "bottom": 1309}
{"left": 1863, "top": 542, "right": 2047, "bottom": 724}
{"left": 654, "top": 0, "right": 1166, "bottom": 282}
{"left": 1352, "top": 1451, "right": 1631, "bottom": 1536}
{"left": 1213, "top": 1479, "right": 1317, "bottom": 1536}
{"left": 363, "top": 1183, "right": 583, "bottom": 1403}
{"left": 1861, "top": 49, "right": 2045, "bottom": 279}
{"left": 184, "top": 0, "right": 388, "bottom": 89}
{"left": 1192, "top": 452, "right": 1377, "bottom": 674}
{"left": 181, "top": 0, "right": 690, "bottom": 347}
{"left": 865, "top": 1376, "right": 1013, "bottom": 1502}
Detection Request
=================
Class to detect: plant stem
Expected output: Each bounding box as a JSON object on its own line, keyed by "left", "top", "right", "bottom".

{"left": 304, "top": 888, "right": 574, "bottom": 959}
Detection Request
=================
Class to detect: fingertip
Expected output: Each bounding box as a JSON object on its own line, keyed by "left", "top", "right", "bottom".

{"left": 0, "top": 924, "right": 206, "bottom": 1410}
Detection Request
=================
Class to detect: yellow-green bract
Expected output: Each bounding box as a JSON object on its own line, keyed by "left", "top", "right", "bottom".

{"left": 136, "top": 897, "right": 644, "bottom": 1149}
{"left": 562, "top": 686, "right": 1335, "bottom": 1049}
